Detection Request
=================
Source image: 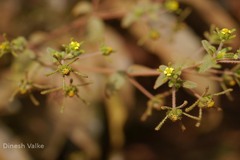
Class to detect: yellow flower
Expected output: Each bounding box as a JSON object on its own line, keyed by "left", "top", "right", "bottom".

{"left": 229, "top": 80, "right": 236, "bottom": 86}
{"left": 0, "top": 42, "right": 10, "bottom": 52}
{"left": 149, "top": 30, "right": 160, "bottom": 40}
{"left": 165, "top": 0, "right": 179, "bottom": 11}
{"left": 101, "top": 46, "right": 114, "bottom": 56}
{"left": 104, "top": 47, "right": 113, "bottom": 54}
{"left": 20, "top": 88, "right": 27, "bottom": 94}
{"left": 164, "top": 67, "right": 174, "bottom": 77}
{"left": 216, "top": 50, "right": 226, "bottom": 59}
{"left": 70, "top": 41, "right": 80, "bottom": 50}
{"left": 207, "top": 100, "right": 215, "bottom": 108}
{"left": 169, "top": 115, "right": 178, "bottom": 121}
{"left": 68, "top": 90, "right": 75, "bottom": 97}
{"left": 220, "top": 28, "right": 231, "bottom": 35}
{"left": 62, "top": 68, "right": 70, "bottom": 75}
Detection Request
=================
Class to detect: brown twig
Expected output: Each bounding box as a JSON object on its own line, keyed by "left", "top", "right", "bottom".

{"left": 127, "top": 70, "right": 159, "bottom": 77}
{"left": 128, "top": 77, "right": 154, "bottom": 99}
{"left": 217, "top": 59, "right": 240, "bottom": 64}
{"left": 172, "top": 87, "right": 176, "bottom": 108}
{"left": 77, "top": 66, "right": 115, "bottom": 74}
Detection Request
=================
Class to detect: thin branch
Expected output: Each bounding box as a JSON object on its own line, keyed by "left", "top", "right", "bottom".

{"left": 215, "top": 41, "right": 223, "bottom": 57}
{"left": 183, "top": 69, "right": 223, "bottom": 82}
{"left": 195, "top": 108, "right": 202, "bottom": 127}
{"left": 183, "top": 113, "right": 200, "bottom": 121}
{"left": 160, "top": 89, "right": 172, "bottom": 97}
{"left": 218, "top": 59, "right": 240, "bottom": 64}
{"left": 77, "top": 66, "right": 115, "bottom": 74}
{"left": 78, "top": 52, "right": 101, "bottom": 60}
{"left": 128, "top": 77, "right": 154, "bottom": 99}
{"left": 127, "top": 70, "right": 160, "bottom": 77}
{"left": 172, "top": 87, "right": 176, "bottom": 108}
{"left": 155, "top": 115, "right": 168, "bottom": 131}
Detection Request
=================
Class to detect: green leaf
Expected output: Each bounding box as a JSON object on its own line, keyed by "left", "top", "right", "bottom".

{"left": 198, "top": 55, "right": 217, "bottom": 73}
{"left": 154, "top": 74, "right": 168, "bottom": 89}
{"left": 158, "top": 65, "right": 167, "bottom": 72}
{"left": 201, "top": 40, "right": 216, "bottom": 56}
{"left": 183, "top": 80, "right": 197, "bottom": 89}
{"left": 224, "top": 53, "right": 235, "bottom": 59}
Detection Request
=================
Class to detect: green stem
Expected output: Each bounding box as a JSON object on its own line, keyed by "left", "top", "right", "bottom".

{"left": 177, "top": 101, "right": 188, "bottom": 109}
{"left": 41, "top": 87, "right": 62, "bottom": 95}
{"left": 195, "top": 108, "right": 202, "bottom": 127}
{"left": 220, "top": 83, "right": 233, "bottom": 101}
{"left": 29, "top": 93, "right": 40, "bottom": 106}
{"left": 213, "top": 88, "right": 233, "bottom": 96}
{"left": 185, "top": 99, "right": 199, "bottom": 112}
{"left": 66, "top": 58, "right": 79, "bottom": 66}
{"left": 183, "top": 112, "right": 200, "bottom": 121}
{"left": 155, "top": 115, "right": 168, "bottom": 131}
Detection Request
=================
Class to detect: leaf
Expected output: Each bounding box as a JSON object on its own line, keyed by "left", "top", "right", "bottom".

{"left": 183, "top": 80, "right": 197, "bottom": 89}
{"left": 154, "top": 74, "right": 168, "bottom": 89}
{"left": 201, "top": 40, "right": 216, "bottom": 56}
{"left": 158, "top": 65, "right": 167, "bottom": 72}
{"left": 224, "top": 53, "right": 235, "bottom": 59}
{"left": 198, "top": 55, "right": 217, "bottom": 73}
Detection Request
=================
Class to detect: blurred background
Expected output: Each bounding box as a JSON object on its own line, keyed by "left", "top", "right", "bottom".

{"left": 0, "top": 0, "right": 240, "bottom": 160}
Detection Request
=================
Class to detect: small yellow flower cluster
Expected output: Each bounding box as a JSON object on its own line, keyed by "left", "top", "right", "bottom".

{"left": 62, "top": 68, "right": 71, "bottom": 75}
{"left": 149, "top": 30, "right": 160, "bottom": 40}
{"left": 70, "top": 41, "right": 81, "bottom": 50}
{"left": 216, "top": 50, "right": 226, "bottom": 59}
{"left": 101, "top": 46, "right": 114, "bottom": 56}
{"left": 218, "top": 28, "right": 235, "bottom": 41}
{"left": 220, "top": 28, "right": 232, "bottom": 35}
{"left": 164, "top": 67, "right": 174, "bottom": 77}
{"left": 207, "top": 100, "right": 215, "bottom": 108}
{"left": 164, "top": 0, "right": 179, "bottom": 12}
{"left": 104, "top": 47, "right": 113, "bottom": 54}
{"left": 0, "top": 42, "right": 10, "bottom": 52}
{"left": 68, "top": 90, "right": 75, "bottom": 97}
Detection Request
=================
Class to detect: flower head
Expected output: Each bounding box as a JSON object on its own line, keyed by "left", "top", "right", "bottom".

{"left": 220, "top": 28, "right": 232, "bottom": 35}
{"left": 217, "top": 28, "right": 236, "bottom": 41}
{"left": 0, "top": 41, "right": 10, "bottom": 54}
{"left": 66, "top": 87, "right": 78, "bottom": 97}
{"left": 59, "top": 65, "right": 72, "bottom": 76}
{"left": 164, "top": 0, "right": 179, "bottom": 12}
{"left": 167, "top": 108, "right": 182, "bottom": 122}
{"left": 100, "top": 45, "right": 114, "bottom": 56}
{"left": 164, "top": 67, "right": 174, "bottom": 77}
{"left": 149, "top": 30, "right": 160, "bottom": 40}
{"left": 207, "top": 100, "right": 215, "bottom": 108}
{"left": 69, "top": 41, "right": 81, "bottom": 50}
